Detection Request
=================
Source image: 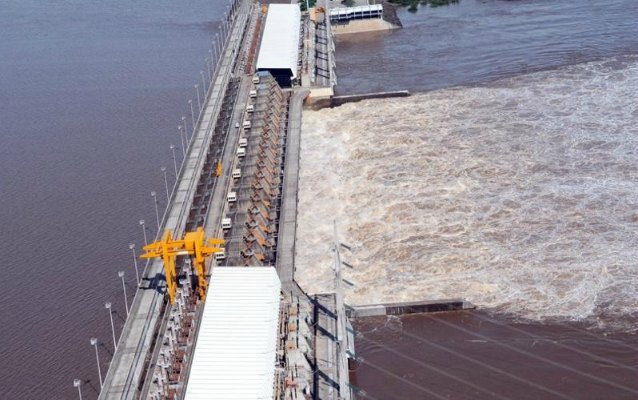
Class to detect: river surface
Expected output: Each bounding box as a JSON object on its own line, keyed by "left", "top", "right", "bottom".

{"left": 2, "top": 0, "right": 638, "bottom": 399}
{"left": 335, "top": 0, "right": 638, "bottom": 94}
{"left": 0, "top": 0, "right": 225, "bottom": 398}
{"left": 299, "top": 56, "right": 638, "bottom": 326}
{"left": 300, "top": 0, "right": 638, "bottom": 398}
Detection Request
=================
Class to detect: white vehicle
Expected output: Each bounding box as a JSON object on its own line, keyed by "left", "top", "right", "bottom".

{"left": 232, "top": 168, "right": 242, "bottom": 179}
{"left": 242, "top": 120, "right": 252, "bottom": 129}
{"left": 236, "top": 147, "right": 246, "bottom": 157}
{"left": 252, "top": 75, "right": 260, "bottom": 84}
{"left": 227, "top": 192, "right": 237, "bottom": 203}
{"left": 214, "top": 250, "right": 226, "bottom": 260}
{"left": 239, "top": 138, "right": 248, "bottom": 148}
{"left": 222, "top": 218, "right": 232, "bottom": 230}
{"left": 246, "top": 104, "right": 254, "bottom": 113}
{"left": 249, "top": 90, "right": 257, "bottom": 98}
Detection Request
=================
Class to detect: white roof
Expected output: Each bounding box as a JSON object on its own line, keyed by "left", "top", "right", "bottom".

{"left": 256, "top": 4, "right": 301, "bottom": 78}
{"left": 184, "top": 267, "right": 281, "bottom": 400}
{"left": 330, "top": 4, "right": 383, "bottom": 17}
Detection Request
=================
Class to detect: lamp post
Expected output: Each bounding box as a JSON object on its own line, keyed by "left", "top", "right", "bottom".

{"left": 169, "top": 145, "right": 178, "bottom": 177}
{"left": 200, "top": 70, "right": 206, "bottom": 92}
{"left": 188, "top": 99, "right": 195, "bottom": 129}
{"left": 118, "top": 271, "right": 129, "bottom": 316}
{"left": 129, "top": 243, "right": 139, "bottom": 285}
{"left": 215, "top": 33, "right": 221, "bottom": 62}
{"left": 205, "top": 58, "right": 211, "bottom": 82}
{"left": 90, "top": 337, "right": 103, "bottom": 388}
{"left": 139, "top": 219, "right": 147, "bottom": 246}
{"left": 73, "top": 379, "right": 82, "bottom": 400}
{"left": 195, "top": 84, "right": 201, "bottom": 110}
{"left": 181, "top": 116, "right": 188, "bottom": 140}
{"left": 161, "top": 166, "right": 170, "bottom": 201}
{"left": 208, "top": 49, "right": 214, "bottom": 74}
{"left": 151, "top": 191, "right": 160, "bottom": 232}
{"left": 211, "top": 41, "right": 218, "bottom": 68}
{"left": 178, "top": 125, "right": 186, "bottom": 156}
{"left": 105, "top": 302, "right": 117, "bottom": 349}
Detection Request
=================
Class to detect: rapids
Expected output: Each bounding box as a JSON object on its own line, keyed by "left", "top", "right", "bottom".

{"left": 296, "top": 56, "right": 638, "bottom": 326}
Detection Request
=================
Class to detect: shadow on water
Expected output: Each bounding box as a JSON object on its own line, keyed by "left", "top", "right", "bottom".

{"left": 352, "top": 311, "right": 638, "bottom": 400}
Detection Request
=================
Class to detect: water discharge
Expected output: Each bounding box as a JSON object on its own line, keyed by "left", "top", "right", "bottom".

{"left": 297, "top": 56, "right": 638, "bottom": 328}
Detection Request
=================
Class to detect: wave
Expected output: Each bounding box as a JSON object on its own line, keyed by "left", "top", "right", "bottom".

{"left": 296, "top": 57, "right": 638, "bottom": 327}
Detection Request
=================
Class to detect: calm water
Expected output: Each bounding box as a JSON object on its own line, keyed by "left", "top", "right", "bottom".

{"left": 335, "top": 0, "right": 638, "bottom": 94}
{"left": 0, "top": 0, "right": 225, "bottom": 398}
{"left": 352, "top": 312, "right": 638, "bottom": 399}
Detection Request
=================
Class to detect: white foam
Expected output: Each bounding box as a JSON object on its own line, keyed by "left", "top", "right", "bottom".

{"left": 296, "top": 57, "right": 638, "bottom": 324}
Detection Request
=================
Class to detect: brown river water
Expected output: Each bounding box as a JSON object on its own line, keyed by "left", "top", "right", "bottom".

{"left": 1, "top": 0, "right": 638, "bottom": 398}
{"left": 299, "top": 0, "right": 638, "bottom": 398}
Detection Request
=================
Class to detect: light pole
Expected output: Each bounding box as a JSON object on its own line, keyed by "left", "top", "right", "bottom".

{"left": 90, "top": 337, "right": 103, "bottom": 388}
{"left": 200, "top": 70, "right": 206, "bottom": 92}
{"left": 178, "top": 125, "right": 186, "bottom": 156}
{"left": 195, "top": 84, "right": 201, "bottom": 110}
{"left": 139, "top": 219, "right": 147, "bottom": 246}
{"left": 169, "top": 145, "right": 178, "bottom": 177}
{"left": 181, "top": 116, "right": 188, "bottom": 139}
{"left": 220, "top": 18, "right": 226, "bottom": 39}
{"left": 73, "top": 379, "right": 82, "bottom": 400}
{"left": 118, "top": 271, "right": 129, "bottom": 316}
{"left": 161, "top": 166, "right": 170, "bottom": 201}
{"left": 188, "top": 99, "right": 195, "bottom": 129}
{"left": 105, "top": 302, "right": 117, "bottom": 349}
{"left": 208, "top": 49, "right": 214, "bottom": 74}
{"left": 215, "top": 33, "right": 221, "bottom": 63}
{"left": 204, "top": 58, "right": 211, "bottom": 82}
{"left": 129, "top": 243, "right": 139, "bottom": 285}
{"left": 151, "top": 191, "right": 160, "bottom": 232}
{"left": 211, "top": 41, "right": 218, "bottom": 68}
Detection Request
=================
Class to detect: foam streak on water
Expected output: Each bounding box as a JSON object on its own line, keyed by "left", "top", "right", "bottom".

{"left": 297, "top": 57, "right": 638, "bottom": 326}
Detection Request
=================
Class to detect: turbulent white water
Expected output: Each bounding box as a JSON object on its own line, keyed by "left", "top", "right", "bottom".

{"left": 296, "top": 57, "right": 638, "bottom": 323}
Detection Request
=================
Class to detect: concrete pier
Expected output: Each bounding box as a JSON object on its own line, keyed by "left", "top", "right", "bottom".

{"left": 348, "top": 299, "right": 476, "bottom": 318}
{"left": 276, "top": 89, "right": 309, "bottom": 293}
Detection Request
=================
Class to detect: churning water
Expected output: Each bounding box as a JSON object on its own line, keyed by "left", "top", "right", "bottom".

{"left": 297, "top": 56, "right": 638, "bottom": 328}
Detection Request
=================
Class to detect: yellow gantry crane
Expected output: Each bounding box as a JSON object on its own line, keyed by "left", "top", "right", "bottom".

{"left": 140, "top": 227, "right": 225, "bottom": 304}
{"left": 216, "top": 160, "right": 222, "bottom": 177}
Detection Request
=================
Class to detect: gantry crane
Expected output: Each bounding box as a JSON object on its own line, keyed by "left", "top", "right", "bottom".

{"left": 140, "top": 227, "right": 225, "bottom": 304}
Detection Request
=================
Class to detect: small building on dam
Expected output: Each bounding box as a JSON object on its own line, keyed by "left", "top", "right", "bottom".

{"left": 256, "top": 4, "right": 301, "bottom": 87}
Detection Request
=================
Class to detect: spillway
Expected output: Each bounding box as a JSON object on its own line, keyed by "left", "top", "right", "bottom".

{"left": 296, "top": 56, "right": 638, "bottom": 329}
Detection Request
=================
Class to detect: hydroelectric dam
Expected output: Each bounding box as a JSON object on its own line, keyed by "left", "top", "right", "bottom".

{"left": 95, "top": 0, "right": 350, "bottom": 399}
{"left": 85, "top": 1, "right": 466, "bottom": 398}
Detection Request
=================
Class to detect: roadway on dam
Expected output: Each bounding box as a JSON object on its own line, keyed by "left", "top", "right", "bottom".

{"left": 98, "top": 2, "right": 252, "bottom": 398}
